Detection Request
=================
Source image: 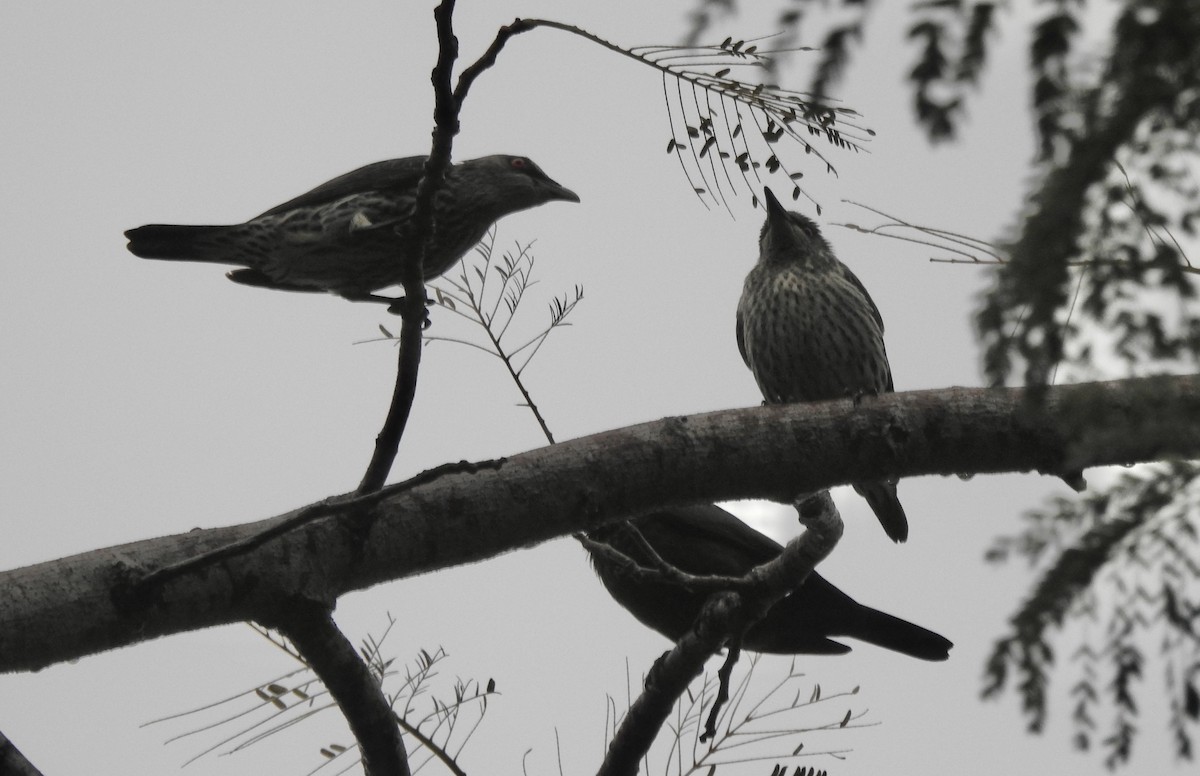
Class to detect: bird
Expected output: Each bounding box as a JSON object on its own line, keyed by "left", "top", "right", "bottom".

{"left": 586, "top": 504, "right": 951, "bottom": 659}
{"left": 736, "top": 187, "right": 908, "bottom": 543}
{"left": 125, "top": 154, "right": 579, "bottom": 303}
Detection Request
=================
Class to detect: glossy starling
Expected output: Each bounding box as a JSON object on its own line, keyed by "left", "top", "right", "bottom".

{"left": 125, "top": 155, "right": 579, "bottom": 301}
{"left": 587, "top": 505, "right": 950, "bottom": 659}
{"left": 736, "top": 188, "right": 908, "bottom": 543}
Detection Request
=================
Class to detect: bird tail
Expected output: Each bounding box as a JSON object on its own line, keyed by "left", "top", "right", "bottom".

{"left": 124, "top": 224, "right": 234, "bottom": 264}
{"left": 846, "top": 601, "right": 953, "bottom": 661}
{"left": 853, "top": 480, "right": 909, "bottom": 543}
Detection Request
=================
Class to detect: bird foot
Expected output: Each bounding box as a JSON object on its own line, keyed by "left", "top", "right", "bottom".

{"left": 384, "top": 295, "right": 435, "bottom": 328}
{"left": 340, "top": 292, "right": 433, "bottom": 324}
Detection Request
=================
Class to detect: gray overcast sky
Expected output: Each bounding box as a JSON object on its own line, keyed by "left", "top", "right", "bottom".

{"left": 0, "top": 1, "right": 1182, "bottom": 774}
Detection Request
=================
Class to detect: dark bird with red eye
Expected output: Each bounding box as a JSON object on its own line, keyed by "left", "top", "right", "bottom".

{"left": 125, "top": 155, "right": 579, "bottom": 303}
{"left": 587, "top": 504, "right": 952, "bottom": 659}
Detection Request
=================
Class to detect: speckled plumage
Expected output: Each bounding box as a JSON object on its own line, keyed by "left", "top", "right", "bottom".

{"left": 125, "top": 155, "right": 579, "bottom": 299}
{"left": 737, "top": 188, "right": 908, "bottom": 543}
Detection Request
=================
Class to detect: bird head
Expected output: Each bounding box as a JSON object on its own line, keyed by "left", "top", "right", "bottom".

{"left": 758, "top": 187, "right": 833, "bottom": 267}
{"left": 466, "top": 155, "right": 581, "bottom": 213}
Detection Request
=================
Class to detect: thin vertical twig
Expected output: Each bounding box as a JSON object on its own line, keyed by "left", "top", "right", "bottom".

{"left": 357, "top": 0, "right": 463, "bottom": 494}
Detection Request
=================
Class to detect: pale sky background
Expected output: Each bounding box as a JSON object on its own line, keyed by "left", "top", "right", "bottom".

{"left": 0, "top": 1, "right": 1182, "bottom": 775}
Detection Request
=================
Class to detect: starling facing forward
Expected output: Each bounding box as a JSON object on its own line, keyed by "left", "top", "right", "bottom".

{"left": 125, "top": 155, "right": 579, "bottom": 301}
{"left": 588, "top": 505, "right": 950, "bottom": 658}
{"left": 736, "top": 188, "right": 908, "bottom": 543}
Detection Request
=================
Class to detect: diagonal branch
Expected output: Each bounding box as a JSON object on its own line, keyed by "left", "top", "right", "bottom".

{"left": 357, "top": 0, "right": 462, "bottom": 495}
{"left": 0, "top": 730, "right": 44, "bottom": 776}
{"left": 267, "top": 600, "right": 409, "bottom": 776}
{"left": 598, "top": 493, "right": 843, "bottom": 776}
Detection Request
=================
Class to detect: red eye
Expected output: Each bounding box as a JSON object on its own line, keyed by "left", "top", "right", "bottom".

{"left": 511, "top": 157, "right": 527, "bottom": 169}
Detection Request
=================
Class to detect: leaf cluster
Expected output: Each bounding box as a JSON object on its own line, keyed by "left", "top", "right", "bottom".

{"left": 983, "top": 462, "right": 1200, "bottom": 768}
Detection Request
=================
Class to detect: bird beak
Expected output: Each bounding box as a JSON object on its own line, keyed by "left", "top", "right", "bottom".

{"left": 763, "top": 187, "right": 786, "bottom": 219}
{"left": 762, "top": 187, "right": 794, "bottom": 245}
{"left": 545, "top": 177, "right": 581, "bottom": 203}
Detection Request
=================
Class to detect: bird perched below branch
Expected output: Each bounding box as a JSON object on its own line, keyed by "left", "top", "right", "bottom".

{"left": 736, "top": 188, "right": 909, "bottom": 542}
{"left": 125, "top": 155, "right": 579, "bottom": 304}
{"left": 587, "top": 504, "right": 950, "bottom": 659}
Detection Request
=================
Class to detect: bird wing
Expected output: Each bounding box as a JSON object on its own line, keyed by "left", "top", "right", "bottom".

{"left": 256, "top": 156, "right": 428, "bottom": 217}
{"left": 838, "top": 262, "right": 894, "bottom": 392}
{"left": 226, "top": 268, "right": 326, "bottom": 292}
{"left": 735, "top": 307, "right": 750, "bottom": 367}
{"left": 837, "top": 262, "right": 885, "bottom": 333}
{"left": 636, "top": 505, "right": 783, "bottom": 573}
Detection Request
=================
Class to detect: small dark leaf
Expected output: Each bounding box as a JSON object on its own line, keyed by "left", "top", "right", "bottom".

{"left": 840, "top": 708, "right": 852, "bottom": 727}
{"left": 792, "top": 186, "right": 801, "bottom": 201}
{"left": 667, "top": 138, "right": 677, "bottom": 153}
{"left": 715, "top": 68, "right": 730, "bottom": 78}
{"left": 487, "top": 677, "right": 497, "bottom": 694}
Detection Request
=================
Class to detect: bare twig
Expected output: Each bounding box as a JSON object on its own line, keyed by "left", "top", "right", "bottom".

{"left": 425, "top": 233, "right": 580, "bottom": 445}
{"left": 394, "top": 715, "right": 467, "bottom": 776}
{"left": 839, "top": 199, "right": 1003, "bottom": 263}
{"left": 576, "top": 531, "right": 751, "bottom": 594}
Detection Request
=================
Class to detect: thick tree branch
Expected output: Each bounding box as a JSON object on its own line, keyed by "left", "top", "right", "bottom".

{"left": 0, "top": 731, "right": 44, "bottom": 776}
{"left": 267, "top": 600, "right": 410, "bottom": 776}
{"left": 2, "top": 376, "right": 1199, "bottom": 673}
